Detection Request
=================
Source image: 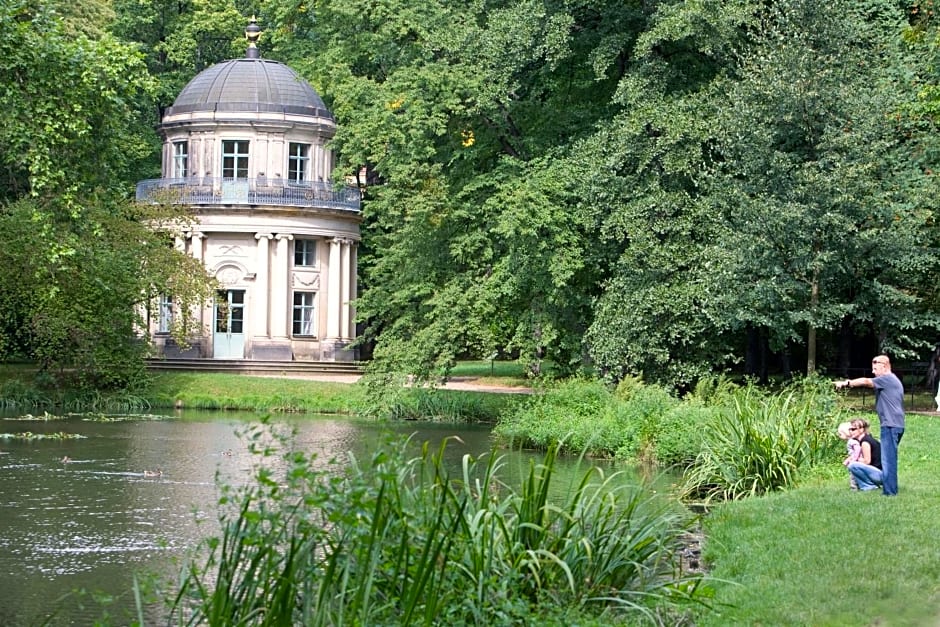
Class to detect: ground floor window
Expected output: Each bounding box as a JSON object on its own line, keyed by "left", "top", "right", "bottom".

{"left": 292, "top": 292, "right": 316, "bottom": 336}
{"left": 158, "top": 294, "right": 173, "bottom": 333}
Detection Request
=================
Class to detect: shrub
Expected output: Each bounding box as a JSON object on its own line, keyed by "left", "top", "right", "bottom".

{"left": 493, "top": 377, "right": 617, "bottom": 454}
{"left": 495, "top": 377, "right": 693, "bottom": 463}
{"left": 646, "top": 404, "right": 717, "bottom": 468}
{"left": 685, "top": 374, "right": 740, "bottom": 407}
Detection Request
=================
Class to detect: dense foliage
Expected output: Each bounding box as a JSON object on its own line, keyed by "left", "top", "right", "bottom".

{"left": 4, "top": 0, "right": 940, "bottom": 390}
{"left": 0, "top": 0, "right": 215, "bottom": 389}
{"left": 257, "top": 0, "right": 940, "bottom": 387}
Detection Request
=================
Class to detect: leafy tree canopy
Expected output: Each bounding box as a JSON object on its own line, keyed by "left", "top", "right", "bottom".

{"left": 0, "top": 1, "right": 215, "bottom": 389}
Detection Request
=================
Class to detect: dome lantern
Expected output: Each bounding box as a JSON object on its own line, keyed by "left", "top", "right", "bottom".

{"left": 245, "top": 16, "right": 261, "bottom": 59}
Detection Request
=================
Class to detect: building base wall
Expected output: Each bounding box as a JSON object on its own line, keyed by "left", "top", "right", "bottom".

{"left": 154, "top": 335, "right": 204, "bottom": 358}
{"left": 320, "top": 339, "right": 357, "bottom": 362}
{"left": 247, "top": 339, "right": 293, "bottom": 361}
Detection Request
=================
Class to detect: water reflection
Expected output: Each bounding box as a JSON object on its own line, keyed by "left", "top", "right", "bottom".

{"left": 0, "top": 411, "right": 668, "bottom": 626}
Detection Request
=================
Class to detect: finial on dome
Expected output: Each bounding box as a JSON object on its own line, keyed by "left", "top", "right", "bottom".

{"left": 246, "top": 16, "right": 261, "bottom": 59}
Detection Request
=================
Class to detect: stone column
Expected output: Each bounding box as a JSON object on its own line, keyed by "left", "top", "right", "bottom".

{"left": 326, "top": 237, "right": 342, "bottom": 340}
{"left": 254, "top": 133, "right": 269, "bottom": 179}
{"left": 248, "top": 233, "right": 293, "bottom": 361}
{"left": 253, "top": 233, "right": 273, "bottom": 338}
{"left": 347, "top": 242, "right": 358, "bottom": 340}
{"left": 203, "top": 136, "right": 216, "bottom": 181}
{"left": 189, "top": 135, "right": 199, "bottom": 180}
{"left": 270, "top": 136, "right": 285, "bottom": 179}
{"left": 272, "top": 234, "right": 293, "bottom": 339}
{"left": 189, "top": 232, "right": 206, "bottom": 330}
{"left": 339, "top": 239, "right": 352, "bottom": 340}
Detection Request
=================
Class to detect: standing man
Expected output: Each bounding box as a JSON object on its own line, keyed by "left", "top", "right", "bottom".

{"left": 835, "top": 355, "right": 905, "bottom": 496}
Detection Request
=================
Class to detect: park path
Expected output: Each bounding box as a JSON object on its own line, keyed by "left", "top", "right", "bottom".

{"left": 260, "top": 373, "right": 534, "bottom": 394}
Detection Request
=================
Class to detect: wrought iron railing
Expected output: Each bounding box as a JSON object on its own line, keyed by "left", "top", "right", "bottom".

{"left": 135, "top": 177, "right": 361, "bottom": 212}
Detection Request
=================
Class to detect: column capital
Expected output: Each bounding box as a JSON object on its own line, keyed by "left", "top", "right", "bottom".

{"left": 275, "top": 233, "right": 294, "bottom": 242}
{"left": 255, "top": 232, "right": 274, "bottom": 241}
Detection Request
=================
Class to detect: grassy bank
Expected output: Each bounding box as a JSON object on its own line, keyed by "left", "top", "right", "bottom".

{"left": 143, "top": 372, "right": 524, "bottom": 421}
{"left": 142, "top": 372, "right": 367, "bottom": 413}
{"left": 0, "top": 366, "right": 526, "bottom": 421}
{"left": 697, "top": 412, "right": 940, "bottom": 626}
{"left": 493, "top": 376, "right": 940, "bottom": 624}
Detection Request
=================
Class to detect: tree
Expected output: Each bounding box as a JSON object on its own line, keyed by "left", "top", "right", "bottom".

{"left": 265, "top": 0, "right": 625, "bottom": 378}
{"left": 111, "top": 0, "right": 249, "bottom": 116}
{"left": 0, "top": 1, "right": 215, "bottom": 389}
{"left": 715, "top": 0, "right": 940, "bottom": 373}
{"left": 584, "top": 0, "right": 753, "bottom": 386}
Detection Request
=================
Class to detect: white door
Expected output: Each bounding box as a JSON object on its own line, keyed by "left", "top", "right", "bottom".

{"left": 213, "top": 290, "right": 245, "bottom": 358}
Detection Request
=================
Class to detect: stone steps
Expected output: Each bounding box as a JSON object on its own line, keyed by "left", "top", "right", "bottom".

{"left": 146, "top": 358, "right": 364, "bottom": 377}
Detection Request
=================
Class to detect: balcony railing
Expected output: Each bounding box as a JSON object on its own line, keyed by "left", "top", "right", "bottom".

{"left": 136, "top": 177, "right": 361, "bottom": 212}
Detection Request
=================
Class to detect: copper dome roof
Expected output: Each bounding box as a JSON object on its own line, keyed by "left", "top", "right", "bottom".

{"left": 165, "top": 58, "right": 333, "bottom": 120}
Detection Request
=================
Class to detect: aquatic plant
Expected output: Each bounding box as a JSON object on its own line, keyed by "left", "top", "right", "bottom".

{"left": 79, "top": 413, "right": 172, "bottom": 422}
{"left": 0, "top": 431, "right": 87, "bottom": 440}
{"left": 7, "top": 411, "right": 68, "bottom": 421}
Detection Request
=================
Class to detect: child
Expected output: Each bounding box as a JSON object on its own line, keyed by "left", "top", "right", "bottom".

{"left": 837, "top": 421, "right": 862, "bottom": 489}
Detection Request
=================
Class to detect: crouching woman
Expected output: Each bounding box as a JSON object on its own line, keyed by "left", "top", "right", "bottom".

{"left": 847, "top": 419, "right": 882, "bottom": 491}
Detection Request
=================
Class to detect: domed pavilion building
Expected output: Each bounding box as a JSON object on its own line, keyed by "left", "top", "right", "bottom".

{"left": 137, "top": 21, "right": 360, "bottom": 362}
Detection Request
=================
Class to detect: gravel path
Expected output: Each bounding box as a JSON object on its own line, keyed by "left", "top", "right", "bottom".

{"left": 261, "top": 373, "right": 534, "bottom": 394}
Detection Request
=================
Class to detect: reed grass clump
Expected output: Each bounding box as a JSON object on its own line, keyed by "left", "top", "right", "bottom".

{"left": 169, "top": 424, "right": 708, "bottom": 625}
{"left": 494, "top": 374, "right": 845, "bottom": 504}
{"left": 0, "top": 378, "right": 53, "bottom": 409}
{"left": 383, "top": 388, "right": 515, "bottom": 422}
{"left": 678, "top": 377, "right": 844, "bottom": 503}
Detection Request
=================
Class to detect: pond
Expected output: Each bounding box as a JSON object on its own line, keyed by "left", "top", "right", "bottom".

{"left": 0, "top": 410, "right": 669, "bottom": 626}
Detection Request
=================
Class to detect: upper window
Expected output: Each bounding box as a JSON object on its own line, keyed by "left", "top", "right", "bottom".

{"left": 288, "top": 143, "right": 310, "bottom": 183}
{"left": 222, "top": 140, "right": 249, "bottom": 179}
{"left": 172, "top": 141, "right": 188, "bottom": 178}
{"left": 294, "top": 239, "right": 317, "bottom": 267}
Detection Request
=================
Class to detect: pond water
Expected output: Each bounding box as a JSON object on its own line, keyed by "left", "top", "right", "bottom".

{"left": 0, "top": 410, "right": 666, "bottom": 626}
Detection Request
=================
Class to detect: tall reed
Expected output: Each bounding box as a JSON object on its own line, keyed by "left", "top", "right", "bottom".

{"left": 169, "top": 424, "right": 708, "bottom": 625}
{"left": 679, "top": 379, "right": 843, "bottom": 503}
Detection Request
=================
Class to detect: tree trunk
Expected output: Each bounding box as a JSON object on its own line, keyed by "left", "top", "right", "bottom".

{"left": 745, "top": 325, "right": 760, "bottom": 376}
{"left": 781, "top": 344, "right": 792, "bottom": 380}
{"left": 806, "top": 273, "right": 819, "bottom": 375}
{"left": 837, "top": 320, "right": 852, "bottom": 377}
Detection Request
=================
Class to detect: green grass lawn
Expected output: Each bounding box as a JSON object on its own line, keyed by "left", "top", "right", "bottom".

{"left": 446, "top": 359, "right": 545, "bottom": 386}
{"left": 697, "top": 412, "right": 940, "bottom": 626}
{"left": 141, "top": 371, "right": 368, "bottom": 413}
